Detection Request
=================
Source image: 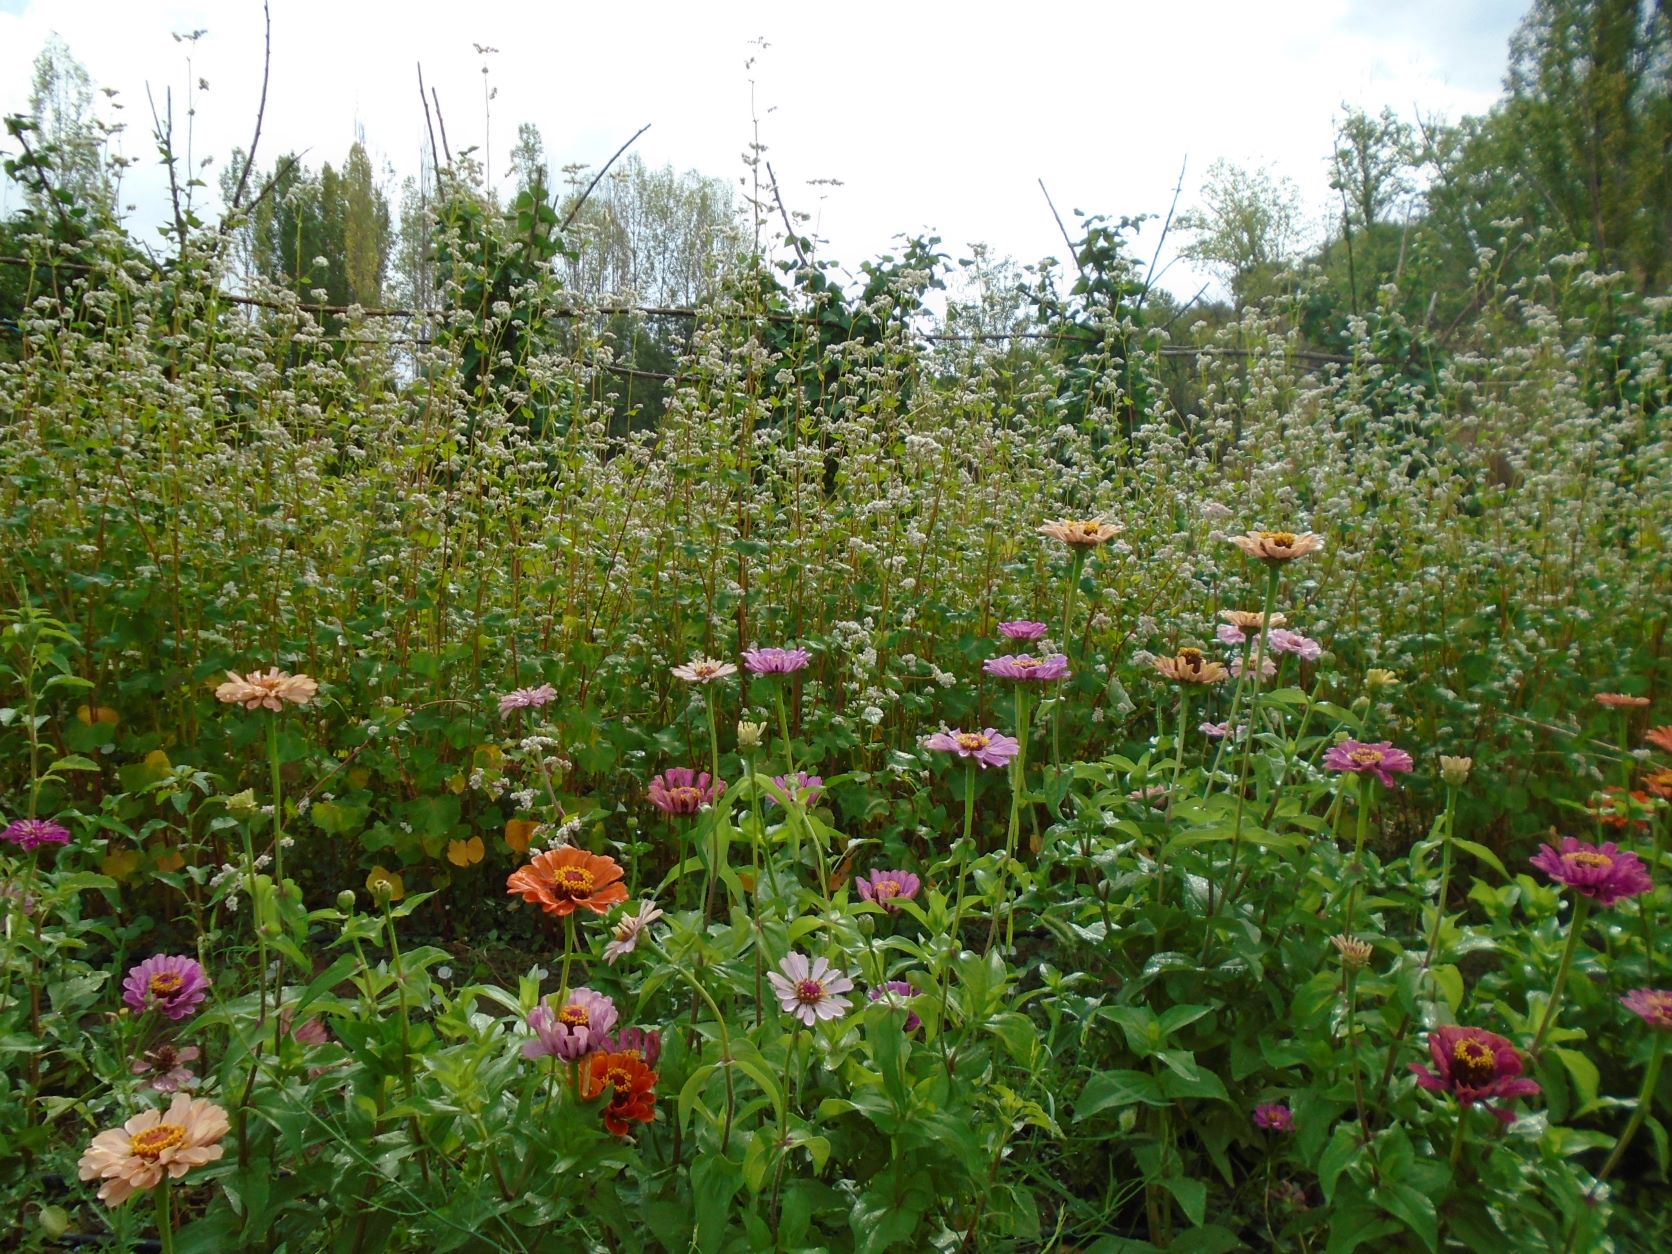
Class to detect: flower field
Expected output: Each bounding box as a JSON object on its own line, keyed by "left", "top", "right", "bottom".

{"left": 2, "top": 155, "right": 1672, "bottom": 1251}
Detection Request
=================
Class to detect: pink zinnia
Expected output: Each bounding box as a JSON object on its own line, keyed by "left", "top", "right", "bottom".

{"left": 122, "top": 955, "right": 210, "bottom": 1022}
{"left": 1252, "top": 1102, "right": 1293, "bottom": 1132}
{"left": 855, "top": 868, "right": 921, "bottom": 912}
{"left": 1323, "top": 739, "right": 1415, "bottom": 788}
{"left": 498, "top": 684, "right": 558, "bottom": 717}
{"left": 524, "top": 987, "right": 619, "bottom": 1061}
{"left": 983, "top": 653, "right": 1070, "bottom": 682}
{"left": 767, "top": 952, "right": 854, "bottom": 1026}
{"left": 131, "top": 1043, "right": 201, "bottom": 1093}
{"left": 1530, "top": 837, "right": 1653, "bottom": 906}
{"left": 1267, "top": 628, "right": 1323, "bottom": 662}
{"left": 998, "top": 621, "right": 1049, "bottom": 642}
{"left": 868, "top": 981, "right": 922, "bottom": 1031}
{"left": 923, "top": 728, "right": 1021, "bottom": 769}
{"left": 1409, "top": 1026, "right": 1540, "bottom": 1124}
{"left": 1230, "top": 653, "right": 1277, "bottom": 681}
{"left": 1199, "top": 721, "right": 1243, "bottom": 741}
{"left": 1621, "top": 989, "right": 1672, "bottom": 1031}
{"left": 2, "top": 817, "right": 71, "bottom": 851}
{"left": 603, "top": 900, "right": 664, "bottom": 965}
{"left": 597, "top": 1026, "right": 663, "bottom": 1066}
{"left": 648, "top": 767, "right": 724, "bottom": 815}
{"left": 743, "top": 647, "right": 811, "bottom": 675}
{"left": 768, "top": 772, "right": 825, "bottom": 807}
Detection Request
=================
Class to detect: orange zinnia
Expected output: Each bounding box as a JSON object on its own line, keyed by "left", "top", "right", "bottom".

{"left": 1646, "top": 726, "right": 1672, "bottom": 755}
{"left": 506, "top": 846, "right": 628, "bottom": 917}
{"left": 583, "top": 1051, "right": 658, "bottom": 1136}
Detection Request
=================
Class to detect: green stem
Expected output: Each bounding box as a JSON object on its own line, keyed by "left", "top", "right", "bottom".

{"left": 1596, "top": 1033, "right": 1667, "bottom": 1185}
{"left": 1449, "top": 1106, "right": 1469, "bottom": 1171}
{"left": 648, "top": 940, "right": 736, "bottom": 1154}
{"left": 155, "top": 1178, "right": 174, "bottom": 1254}
{"left": 989, "top": 686, "right": 1030, "bottom": 954}
{"left": 1342, "top": 774, "right": 1375, "bottom": 935}
{"left": 267, "top": 713, "right": 285, "bottom": 889}
{"left": 1531, "top": 896, "right": 1591, "bottom": 1058}
{"left": 701, "top": 690, "right": 724, "bottom": 926}
{"left": 1423, "top": 787, "right": 1459, "bottom": 976}
{"left": 940, "top": 760, "right": 977, "bottom": 1073}
{"left": 558, "top": 913, "right": 576, "bottom": 1001}
{"left": 774, "top": 685, "right": 797, "bottom": 777}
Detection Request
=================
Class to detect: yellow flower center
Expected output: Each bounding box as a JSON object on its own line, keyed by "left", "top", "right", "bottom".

{"left": 1451, "top": 1038, "right": 1496, "bottom": 1085}
{"left": 603, "top": 1064, "right": 633, "bottom": 1090}
{"left": 554, "top": 867, "right": 595, "bottom": 896}
{"left": 1568, "top": 851, "right": 1613, "bottom": 869}
{"left": 1075, "top": 521, "right": 1100, "bottom": 536}
{"left": 671, "top": 786, "right": 703, "bottom": 807}
{"left": 560, "top": 1005, "right": 590, "bottom": 1027}
{"left": 130, "top": 1123, "right": 187, "bottom": 1159}
{"left": 875, "top": 880, "right": 901, "bottom": 899}
{"left": 1014, "top": 657, "right": 1041, "bottom": 670}
{"left": 956, "top": 732, "right": 989, "bottom": 751}
{"left": 1262, "top": 531, "right": 1298, "bottom": 546}
{"left": 795, "top": 978, "right": 825, "bottom": 1005}
{"left": 1348, "top": 747, "right": 1384, "bottom": 766}
{"left": 150, "top": 972, "right": 185, "bottom": 995}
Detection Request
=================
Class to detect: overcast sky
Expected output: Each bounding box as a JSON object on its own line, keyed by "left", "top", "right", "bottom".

{"left": 0, "top": 0, "right": 1530, "bottom": 300}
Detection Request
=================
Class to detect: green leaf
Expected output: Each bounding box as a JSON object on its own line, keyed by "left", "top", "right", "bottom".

{"left": 1451, "top": 837, "right": 1507, "bottom": 878}
{"left": 1076, "top": 1069, "right": 1165, "bottom": 1119}
{"left": 1554, "top": 1047, "right": 1601, "bottom": 1114}
{"left": 1318, "top": 1122, "right": 1360, "bottom": 1203}
{"left": 1162, "top": 1175, "right": 1206, "bottom": 1227}
{"left": 1372, "top": 1181, "right": 1439, "bottom": 1252}
{"left": 47, "top": 754, "right": 99, "bottom": 772}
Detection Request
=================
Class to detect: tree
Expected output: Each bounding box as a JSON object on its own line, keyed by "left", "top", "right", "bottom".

{"left": 1178, "top": 160, "right": 1305, "bottom": 307}
{"left": 1331, "top": 106, "right": 1416, "bottom": 230}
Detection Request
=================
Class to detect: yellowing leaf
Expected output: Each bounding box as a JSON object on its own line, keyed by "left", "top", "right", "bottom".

{"left": 150, "top": 843, "right": 186, "bottom": 873}
{"left": 473, "top": 744, "right": 504, "bottom": 769}
{"left": 505, "top": 819, "right": 539, "bottom": 853}
{"left": 144, "top": 749, "right": 173, "bottom": 772}
{"left": 447, "top": 836, "right": 485, "bottom": 867}
{"left": 347, "top": 767, "right": 371, "bottom": 789}
{"left": 76, "top": 705, "right": 120, "bottom": 727}
{"left": 103, "top": 848, "right": 141, "bottom": 880}
{"left": 447, "top": 772, "right": 468, "bottom": 795}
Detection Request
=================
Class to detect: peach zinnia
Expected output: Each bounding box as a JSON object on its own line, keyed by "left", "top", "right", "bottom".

{"left": 1647, "top": 726, "right": 1672, "bottom": 755}
{"left": 1153, "top": 648, "right": 1229, "bottom": 685}
{"left": 214, "top": 668, "right": 318, "bottom": 711}
{"left": 78, "top": 1093, "right": 229, "bottom": 1206}
{"left": 507, "top": 846, "right": 628, "bottom": 917}
{"left": 1219, "top": 609, "right": 1287, "bottom": 631}
{"left": 1229, "top": 530, "right": 1325, "bottom": 563}
{"left": 1039, "top": 517, "right": 1120, "bottom": 548}
{"left": 1596, "top": 692, "right": 1650, "bottom": 709}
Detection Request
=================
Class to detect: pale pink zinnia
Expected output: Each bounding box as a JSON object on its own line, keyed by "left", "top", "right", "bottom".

{"left": 768, "top": 952, "right": 854, "bottom": 1026}
{"left": 1267, "top": 628, "right": 1323, "bottom": 662}
{"left": 1323, "top": 740, "right": 1415, "bottom": 788}
{"left": 648, "top": 767, "right": 724, "bottom": 815}
{"left": 498, "top": 683, "right": 558, "bottom": 717}
{"left": 923, "top": 728, "right": 1020, "bottom": 769}
{"left": 984, "top": 653, "right": 1070, "bottom": 682}
{"left": 998, "top": 620, "right": 1049, "bottom": 641}
{"left": 743, "top": 646, "right": 811, "bottom": 675}
{"left": 603, "top": 900, "right": 664, "bottom": 965}
{"left": 855, "top": 868, "right": 922, "bottom": 912}
{"left": 670, "top": 657, "right": 738, "bottom": 684}
{"left": 1530, "top": 837, "right": 1654, "bottom": 906}
{"left": 214, "top": 668, "right": 318, "bottom": 711}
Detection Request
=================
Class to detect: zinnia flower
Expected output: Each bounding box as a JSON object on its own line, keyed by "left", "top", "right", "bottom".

{"left": 583, "top": 1050, "right": 658, "bottom": 1136}
{"left": 214, "top": 668, "right": 318, "bottom": 711}
{"left": 1409, "top": 1026, "right": 1540, "bottom": 1124}
{"left": 77, "top": 1093, "right": 230, "bottom": 1206}
{"left": 598, "top": 1026, "right": 663, "bottom": 1066}
{"left": 1229, "top": 530, "right": 1325, "bottom": 563}
{"left": 768, "top": 952, "right": 854, "bottom": 1026}
{"left": 280, "top": 1006, "right": 329, "bottom": 1046}
{"left": 1267, "top": 629, "right": 1323, "bottom": 662}
{"left": 1621, "top": 989, "right": 1672, "bottom": 1031}
{"left": 855, "top": 868, "right": 921, "bottom": 912}
{"left": 1596, "top": 692, "right": 1650, "bottom": 709}
{"left": 122, "top": 955, "right": 210, "bottom": 1022}
{"left": 1647, "top": 726, "right": 1672, "bottom": 755}
{"left": 647, "top": 767, "right": 724, "bottom": 815}
{"left": 1440, "top": 756, "right": 1474, "bottom": 787}
{"left": 868, "top": 981, "right": 922, "bottom": 1031}
{"left": 1, "top": 817, "right": 71, "bottom": 851}
{"left": 1645, "top": 768, "right": 1672, "bottom": 801}
{"left": 1252, "top": 1102, "right": 1294, "bottom": 1132}
{"left": 998, "top": 620, "right": 1049, "bottom": 641}
{"left": 1153, "top": 649, "right": 1228, "bottom": 685}
{"left": 1219, "top": 609, "right": 1287, "bottom": 631}
{"left": 769, "top": 772, "right": 825, "bottom": 807}
{"left": 497, "top": 683, "right": 558, "bottom": 717}
{"left": 506, "top": 846, "right": 629, "bottom": 917}
{"left": 603, "top": 900, "right": 664, "bottom": 965}
{"left": 671, "top": 657, "right": 737, "bottom": 684}
{"left": 1200, "top": 722, "right": 1243, "bottom": 741}
{"left": 743, "top": 646, "right": 811, "bottom": 675}
{"left": 1585, "top": 786, "right": 1656, "bottom": 830}
{"left": 130, "top": 1044, "right": 200, "bottom": 1093}
{"left": 1230, "top": 652, "right": 1278, "bottom": 681}
{"left": 1330, "top": 935, "right": 1373, "bottom": 970}
{"left": 524, "top": 987, "right": 619, "bottom": 1061}
{"left": 1323, "top": 740, "right": 1415, "bottom": 788}
{"left": 983, "top": 654, "right": 1070, "bottom": 682}
{"left": 1530, "top": 837, "right": 1653, "bottom": 906}
{"left": 1039, "top": 517, "right": 1119, "bottom": 547}
{"left": 923, "top": 728, "right": 1020, "bottom": 769}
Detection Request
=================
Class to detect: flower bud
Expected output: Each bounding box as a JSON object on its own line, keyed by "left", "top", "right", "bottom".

{"left": 226, "top": 788, "right": 259, "bottom": 816}
{"left": 1440, "top": 755, "right": 1473, "bottom": 788}
{"left": 336, "top": 889, "right": 357, "bottom": 913}
{"left": 1330, "top": 934, "right": 1373, "bottom": 971}
{"left": 1365, "top": 668, "right": 1399, "bottom": 693}
{"left": 736, "top": 720, "right": 766, "bottom": 752}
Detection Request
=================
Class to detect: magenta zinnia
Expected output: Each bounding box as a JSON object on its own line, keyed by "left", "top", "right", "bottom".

{"left": 122, "top": 955, "right": 210, "bottom": 1022}
{"left": 1252, "top": 1102, "right": 1294, "bottom": 1132}
{"left": 1622, "top": 989, "right": 1672, "bottom": 1031}
{"left": 855, "top": 868, "right": 922, "bottom": 912}
{"left": 1323, "top": 739, "right": 1415, "bottom": 788}
{"left": 648, "top": 767, "right": 725, "bottom": 815}
{"left": 1, "top": 817, "right": 71, "bottom": 851}
{"left": 524, "top": 987, "right": 619, "bottom": 1061}
{"left": 1409, "top": 1026, "right": 1540, "bottom": 1124}
{"left": 768, "top": 952, "right": 854, "bottom": 1026}
{"left": 597, "top": 1026, "right": 663, "bottom": 1066}
{"left": 998, "top": 620, "right": 1049, "bottom": 641}
{"left": 983, "top": 653, "right": 1070, "bottom": 682}
{"left": 769, "top": 772, "right": 825, "bottom": 807}
{"left": 923, "top": 727, "right": 1021, "bottom": 769}
{"left": 743, "top": 646, "right": 811, "bottom": 675}
{"left": 1529, "top": 837, "right": 1653, "bottom": 905}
